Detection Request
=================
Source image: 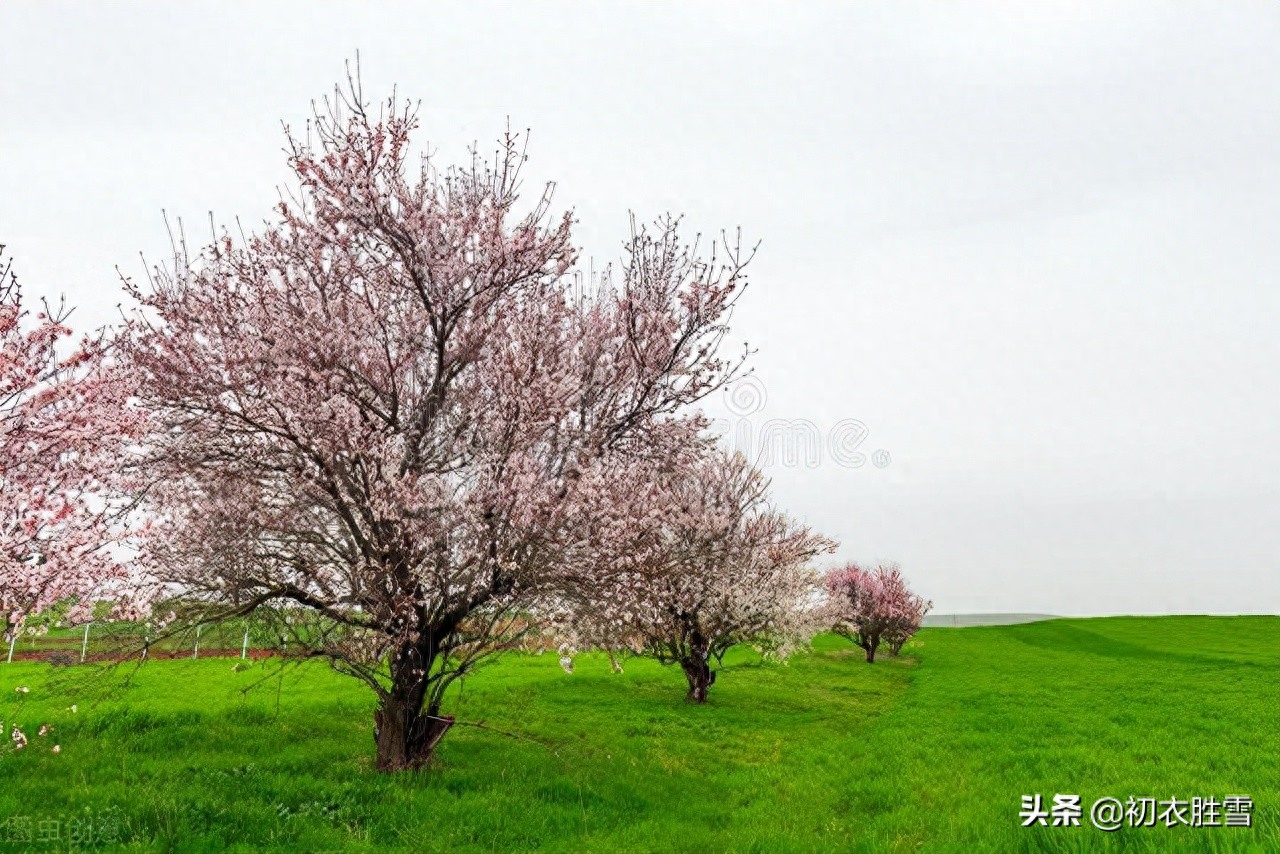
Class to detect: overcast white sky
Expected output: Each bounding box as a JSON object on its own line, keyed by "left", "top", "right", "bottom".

{"left": 3, "top": 2, "right": 1277, "bottom": 615}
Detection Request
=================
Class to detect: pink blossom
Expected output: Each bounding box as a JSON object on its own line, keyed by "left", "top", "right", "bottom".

{"left": 1, "top": 248, "right": 155, "bottom": 640}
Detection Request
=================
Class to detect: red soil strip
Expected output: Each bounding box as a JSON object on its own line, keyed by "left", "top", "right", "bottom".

{"left": 7, "top": 648, "right": 279, "bottom": 664}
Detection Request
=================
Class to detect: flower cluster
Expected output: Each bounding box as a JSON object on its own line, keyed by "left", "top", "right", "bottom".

{"left": 1, "top": 248, "right": 155, "bottom": 641}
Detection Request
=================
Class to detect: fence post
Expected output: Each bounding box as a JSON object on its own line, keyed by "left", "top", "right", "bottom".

{"left": 193, "top": 624, "right": 202, "bottom": 659}
{"left": 80, "top": 623, "right": 92, "bottom": 663}
{"left": 241, "top": 628, "right": 250, "bottom": 660}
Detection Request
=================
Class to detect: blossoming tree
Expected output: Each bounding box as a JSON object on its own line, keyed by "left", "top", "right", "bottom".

{"left": 557, "top": 446, "right": 836, "bottom": 702}
{"left": 114, "top": 75, "right": 756, "bottom": 770}
{"left": 0, "top": 247, "right": 147, "bottom": 642}
{"left": 824, "top": 562, "right": 931, "bottom": 662}
{"left": 883, "top": 569, "right": 931, "bottom": 656}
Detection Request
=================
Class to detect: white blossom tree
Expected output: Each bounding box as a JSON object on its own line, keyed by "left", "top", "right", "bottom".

{"left": 557, "top": 446, "right": 836, "bottom": 702}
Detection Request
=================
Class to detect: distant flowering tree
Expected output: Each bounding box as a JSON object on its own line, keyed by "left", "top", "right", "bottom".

{"left": 0, "top": 247, "right": 148, "bottom": 643}
{"left": 557, "top": 446, "right": 836, "bottom": 702}
{"left": 114, "top": 72, "right": 756, "bottom": 770}
{"left": 883, "top": 570, "right": 931, "bottom": 656}
{"left": 824, "top": 562, "right": 930, "bottom": 662}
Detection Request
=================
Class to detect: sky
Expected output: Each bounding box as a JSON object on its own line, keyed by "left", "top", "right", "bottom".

{"left": 2, "top": 2, "right": 1277, "bottom": 616}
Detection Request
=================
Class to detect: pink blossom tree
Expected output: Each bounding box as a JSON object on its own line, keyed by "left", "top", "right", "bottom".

{"left": 0, "top": 247, "right": 148, "bottom": 643}
{"left": 823, "top": 562, "right": 931, "bottom": 662}
{"left": 113, "top": 74, "right": 756, "bottom": 770}
{"left": 883, "top": 568, "right": 931, "bottom": 656}
{"left": 557, "top": 447, "right": 836, "bottom": 702}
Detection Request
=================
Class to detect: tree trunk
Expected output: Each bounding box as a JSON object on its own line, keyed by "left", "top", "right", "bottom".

{"left": 862, "top": 632, "right": 880, "bottom": 663}
{"left": 373, "top": 695, "right": 453, "bottom": 772}
{"left": 681, "top": 656, "right": 716, "bottom": 703}
{"left": 373, "top": 634, "right": 454, "bottom": 772}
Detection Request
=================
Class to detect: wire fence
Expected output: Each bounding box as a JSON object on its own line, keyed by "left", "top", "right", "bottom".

{"left": 5, "top": 613, "right": 1065, "bottom": 665}
{"left": 4, "top": 621, "right": 280, "bottom": 665}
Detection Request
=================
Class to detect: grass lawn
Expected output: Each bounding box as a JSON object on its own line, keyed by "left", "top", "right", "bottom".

{"left": 1, "top": 616, "right": 1275, "bottom": 852}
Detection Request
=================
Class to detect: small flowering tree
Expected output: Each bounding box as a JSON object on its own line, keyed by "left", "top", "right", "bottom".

{"left": 0, "top": 247, "right": 148, "bottom": 644}
{"left": 114, "top": 73, "right": 755, "bottom": 770}
{"left": 559, "top": 447, "right": 836, "bottom": 702}
{"left": 883, "top": 571, "right": 931, "bottom": 656}
{"left": 824, "top": 562, "right": 930, "bottom": 662}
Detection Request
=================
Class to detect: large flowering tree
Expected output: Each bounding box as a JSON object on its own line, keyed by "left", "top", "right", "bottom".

{"left": 557, "top": 446, "right": 836, "bottom": 702}
{"left": 824, "top": 562, "right": 931, "bottom": 662}
{"left": 114, "top": 77, "right": 755, "bottom": 770}
{"left": 0, "top": 247, "right": 147, "bottom": 642}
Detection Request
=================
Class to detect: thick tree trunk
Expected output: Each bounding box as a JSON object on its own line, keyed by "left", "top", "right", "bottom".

{"left": 680, "top": 656, "right": 716, "bottom": 703}
{"left": 367, "top": 571, "right": 506, "bottom": 771}
{"left": 372, "top": 632, "right": 454, "bottom": 772}
{"left": 373, "top": 695, "right": 453, "bottom": 772}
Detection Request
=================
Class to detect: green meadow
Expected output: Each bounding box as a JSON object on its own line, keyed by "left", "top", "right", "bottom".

{"left": 1, "top": 616, "right": 1275, "bottom": 853}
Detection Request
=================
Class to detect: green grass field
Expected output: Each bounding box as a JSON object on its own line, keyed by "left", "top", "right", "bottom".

{"left": 1, "top": 616, "right": 1275, "bottom": 853}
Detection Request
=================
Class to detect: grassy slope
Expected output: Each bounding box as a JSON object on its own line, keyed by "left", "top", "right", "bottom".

{"left": 0, "top": 616, "right": 1275, "bottom": 853}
